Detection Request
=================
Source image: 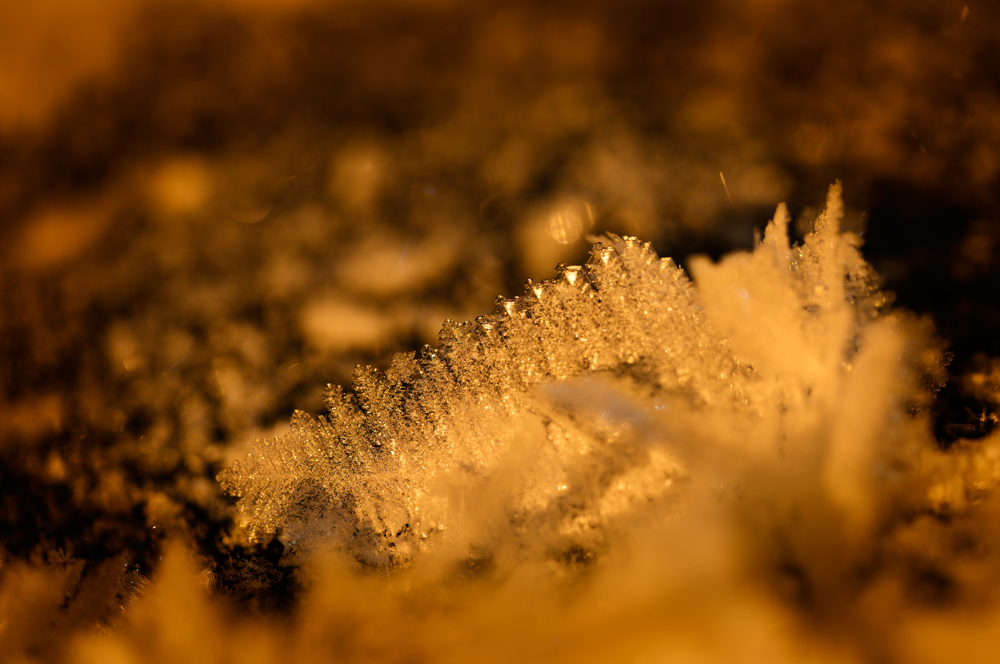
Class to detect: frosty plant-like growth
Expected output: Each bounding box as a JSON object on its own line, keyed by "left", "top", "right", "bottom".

{"left": 218, "top": 183, "right": 947, "bottom": 569}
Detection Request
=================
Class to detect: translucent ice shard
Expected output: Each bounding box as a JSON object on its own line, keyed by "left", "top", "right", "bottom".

{"left": 218, "top": 183, "right": 946, "bottom": 567}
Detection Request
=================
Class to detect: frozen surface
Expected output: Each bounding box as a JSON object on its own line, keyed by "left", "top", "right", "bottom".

{"left": 219, "top": 183, "right": 947, "bottom": 569}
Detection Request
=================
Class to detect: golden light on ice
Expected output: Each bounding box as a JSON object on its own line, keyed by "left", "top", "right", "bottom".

{"left": 1, "top": 2, "right": 999, "bottom": 663}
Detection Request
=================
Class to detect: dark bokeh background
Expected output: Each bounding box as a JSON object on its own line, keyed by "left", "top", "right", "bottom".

{"left": 1, "top": 0, "right": 998, "bottom": 593}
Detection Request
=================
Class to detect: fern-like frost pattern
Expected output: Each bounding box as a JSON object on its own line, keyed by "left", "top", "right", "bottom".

{"left": 218, "top": 184, "right": 941, "bottom": 566}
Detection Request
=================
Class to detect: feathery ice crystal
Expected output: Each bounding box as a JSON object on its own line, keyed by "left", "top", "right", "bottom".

{"left": 218, "top": 183, "right": 948, "bottom": 568}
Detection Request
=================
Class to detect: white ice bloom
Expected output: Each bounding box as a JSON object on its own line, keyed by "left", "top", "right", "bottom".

{"left": 218, "top": 183, "right": 947, "bottom": 568}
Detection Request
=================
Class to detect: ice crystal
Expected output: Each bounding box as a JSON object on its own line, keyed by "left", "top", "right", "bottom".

{"left": 218, "top": 183, "right": 942, "bottom": 566}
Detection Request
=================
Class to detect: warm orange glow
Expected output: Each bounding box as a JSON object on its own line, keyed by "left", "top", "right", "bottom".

{"left": 1, "top": 1, "right": 999, "bottom": 662}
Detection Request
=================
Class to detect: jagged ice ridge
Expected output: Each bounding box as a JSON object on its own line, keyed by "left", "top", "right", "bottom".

{"left": 218, "top": 183, "right": 948, "bottom": 567}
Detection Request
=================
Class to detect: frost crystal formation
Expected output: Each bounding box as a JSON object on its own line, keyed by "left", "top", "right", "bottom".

{"left": 218, "top": 184, "right": 939, "bottom": 566}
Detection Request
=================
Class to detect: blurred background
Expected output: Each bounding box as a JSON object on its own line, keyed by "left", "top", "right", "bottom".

{"left": 1, "top": 0, "right": 999, "bottom": 583}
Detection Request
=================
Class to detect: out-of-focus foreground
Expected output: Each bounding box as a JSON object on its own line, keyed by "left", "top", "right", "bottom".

{"left": 2, "top": 1, "right": 1000, "bottom": 662}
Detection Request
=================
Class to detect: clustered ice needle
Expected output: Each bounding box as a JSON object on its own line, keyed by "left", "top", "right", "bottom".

{"left": 218, "top": 183, "right": 950, "bottom": 570}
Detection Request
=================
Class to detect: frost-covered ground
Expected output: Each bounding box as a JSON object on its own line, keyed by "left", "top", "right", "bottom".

{"left": 2, "top": 1, "right": 1000, "bottom": 662}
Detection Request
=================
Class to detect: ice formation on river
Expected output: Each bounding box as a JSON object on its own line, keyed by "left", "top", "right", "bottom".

{"left": 219, "top": 183, "right": 950, "bottom": 570}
